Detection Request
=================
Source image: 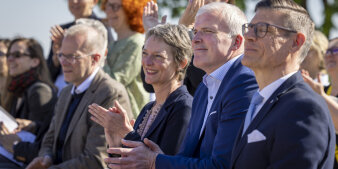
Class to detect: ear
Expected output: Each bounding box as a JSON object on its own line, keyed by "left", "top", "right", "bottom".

{"left": 232, "top": 35, "right": 243, "bottom": 51}
{"left": 180, "top": 58, "right": 188, "bottom": 69}
{"left": 31, "top": 58, "right": 40, "bottom": 68}
{"left": 92, "top": 54, "right": 101, "bottom": 65}
{"left": 291, "top": 33, "right": 305, "bottom": 52}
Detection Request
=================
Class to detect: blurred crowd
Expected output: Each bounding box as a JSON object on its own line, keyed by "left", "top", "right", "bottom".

{"left": 0, "top": 0, "right": 337, "bottom": 169}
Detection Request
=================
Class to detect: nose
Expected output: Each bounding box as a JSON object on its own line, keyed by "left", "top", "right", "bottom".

{"left": 69, "top": 0, "right": 78, "bottom": 4}
{"left": 192, "top": 32, "right": 202, "bottom": 44}
{"left": 244, "top": 27, "right": 256, "bottom": 42}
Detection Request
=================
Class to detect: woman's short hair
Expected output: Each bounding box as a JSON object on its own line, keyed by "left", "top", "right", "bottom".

{"left": 101, "top": 0, "right": 151, "bottom": 33}
{"left": 8, "top": 38, "right": 54, "bottom": 88}
{"left": 146, "top": 24, "right": 193, "bottom": 81}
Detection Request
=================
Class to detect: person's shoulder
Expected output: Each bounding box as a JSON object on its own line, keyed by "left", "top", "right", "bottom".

{"left": 27, "top": 81, "right": 53, "bottom": 95}
{"left": 128, "top": 33, "right": 145, "bottom": 45}
{"left": 96, "top": 70, "right": 127, "bottom": 93}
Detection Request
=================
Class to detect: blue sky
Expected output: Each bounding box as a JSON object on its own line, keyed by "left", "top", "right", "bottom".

{"left": 0, "top": 0, "right": 337, "bottom": 57}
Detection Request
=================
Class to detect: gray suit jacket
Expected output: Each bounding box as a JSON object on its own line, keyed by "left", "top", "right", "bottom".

{"left": 39, "top": 69, "right": 132, "bottom": 169}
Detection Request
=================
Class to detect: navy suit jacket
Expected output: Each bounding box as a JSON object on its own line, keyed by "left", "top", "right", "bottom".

{"left": 156, "top": 55, "right": 258, "bottom": 169}
{"left": 230, "top": 72, "right": 335, "bottom": 169}
{"left": 124, "top": 85, "right": 192, "bottom": 155}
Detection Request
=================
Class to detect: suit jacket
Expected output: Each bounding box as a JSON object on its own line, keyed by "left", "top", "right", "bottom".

{"left": 10, "top": 81, "right": 57, "bottom": 164}
{"left": 38, "top": 70, "right": 132, "bottom": 169}
{"left": 156, "top": 56, "right": 258, "bottom": 169}
{"left": 230, "top": 72, "right": 335, "bottom": 169}
{"left": 124, "top": 85, "right": 192, "bottom": 155}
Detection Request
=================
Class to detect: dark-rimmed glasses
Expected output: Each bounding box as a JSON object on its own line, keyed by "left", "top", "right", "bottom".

{"left": 326, "top": 48, "right": 338, "bottom": 56}
{"left": 6, "top": 51, "right": 31, "bottom": 59}
{"left": 242, "top": 22, "right": 297, "bottom": 38}
{"left": 106, "top": 3, "right": 122, "bottom": 12}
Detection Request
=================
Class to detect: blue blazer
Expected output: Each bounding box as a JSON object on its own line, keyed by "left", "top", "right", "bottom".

{"left": 124, "top": 85, "right": 192, "bottom": 155}
{"left": 156, "top": 56, "right": 258, "bottom": 169}
{"left": 230, "top": 72, "right": 335, "bottom": 169}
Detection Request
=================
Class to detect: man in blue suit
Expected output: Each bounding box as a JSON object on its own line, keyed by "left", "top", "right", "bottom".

{"left": 104, "top": 2, "right": 258, "bottom": 169}
{"left": 230, "top": 0, "right": 335, "bottom": 169}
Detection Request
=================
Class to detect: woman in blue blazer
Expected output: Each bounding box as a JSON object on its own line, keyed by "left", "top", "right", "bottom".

{"left": 89, "top": 24, "right": 193, "bottom": 155}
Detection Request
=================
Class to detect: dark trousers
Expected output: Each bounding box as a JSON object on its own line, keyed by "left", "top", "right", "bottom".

{"left": 0, "top": 154, "right": 24, "bottom": 169}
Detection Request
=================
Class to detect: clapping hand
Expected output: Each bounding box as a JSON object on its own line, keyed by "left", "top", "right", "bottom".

{"left": 143, "top": 0, "right": 167, "bottom": 32}
{"left": 179, "top": 0, "right": 205, "bottom": 29}
{"left": 88, "top": 101, "right": 134, "bottom": 146}
{"left": 50, "top": 25, "right": 65, "bottom": 67}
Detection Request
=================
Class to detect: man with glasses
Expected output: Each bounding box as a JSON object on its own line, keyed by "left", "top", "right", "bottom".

{"left": 26, "top": 19, "right": 132, "bottom": 169}
{"left": 104, "top": 2, "right": 258, "bottom": 169}
{"left": 230, "top": 0, "right": 335, "bottom": 169}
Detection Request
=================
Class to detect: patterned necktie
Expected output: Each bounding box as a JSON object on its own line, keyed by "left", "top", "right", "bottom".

{"left": 242, "top": 92, "right": 264, "bottom": 136}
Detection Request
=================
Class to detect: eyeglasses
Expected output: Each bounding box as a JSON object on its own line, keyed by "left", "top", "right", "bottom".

{"left": 242, "top": 22, "right": 297, "bottom": 38}
{"left": 6, "top": 51, "right": 31, "bottom": 59}
{"left": 326, "top": 48, "right": 338, "bottom": 56}
{"left": 57, "top": 52, "right": 84, "bottom": 64}
{"left": 106, "top": 3, "right": 122, "bottom": 12}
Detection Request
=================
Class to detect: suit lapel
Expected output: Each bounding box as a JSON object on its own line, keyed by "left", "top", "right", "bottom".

{"left": 231, "top": 72, "right": 302, "bottom": 164}
{"left": 64, "top": 70, "right": 103, "bottom": 143}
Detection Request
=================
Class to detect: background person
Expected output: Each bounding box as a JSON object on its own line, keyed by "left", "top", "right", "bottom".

{"left": 0, "top": 39, "right": 11, "bottom": 106}
{"left": 100, "top": 0, "right": 150, "bottom": 116}
{"left": 0, "top": 38, "right": 57, "bottom": 168}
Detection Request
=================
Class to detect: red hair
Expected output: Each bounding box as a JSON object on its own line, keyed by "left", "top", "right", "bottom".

{"left": 101, "top": 0, "right": 155, "bottom": 33}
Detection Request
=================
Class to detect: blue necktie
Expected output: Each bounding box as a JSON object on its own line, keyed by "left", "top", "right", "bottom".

{"left": 242, "top": 92, "right": 264, "bottom": 136}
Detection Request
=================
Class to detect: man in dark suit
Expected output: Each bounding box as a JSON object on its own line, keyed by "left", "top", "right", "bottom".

{"left": 104, "top": 2, "right": 258, "bottom": 169}
{"left": 230, "top": 0, "right": 335, "bottom": 169}
{"left": 26, "top": 18, "right": 132, "bottom": 169}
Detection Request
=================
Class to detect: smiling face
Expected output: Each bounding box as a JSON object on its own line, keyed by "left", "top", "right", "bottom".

{"left": 142, "top": 36, "right": 178, "bottom": 88}
{"left": 68, "top": 0, "right": 95, "bottom": 19}
{"left": 105, "top": 0, "right": 129, "bottom": 32}
{"left": 324, "top": 39, "right": 338, "bottom": 76}
{"left": 241, "top": 9, "right": 296, "bottom": 73}
{"left": 192, "top": 12, "right": 234, "bottom": 74}
{"left": 7, "top": 41, "right": 39, "bottom": 77}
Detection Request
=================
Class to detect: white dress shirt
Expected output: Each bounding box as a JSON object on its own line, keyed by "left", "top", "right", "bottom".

{"left": 71, "top": 67, "right": 100, "bottom": 95}
{"left": 199, "top": 54, "right": 241, "bottom": 137}
{"left": 252, "top": 71, "right": 297, "bottom": 120}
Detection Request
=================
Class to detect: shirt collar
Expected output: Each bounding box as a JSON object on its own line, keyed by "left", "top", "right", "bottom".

{"left": 203, "top": 54, "right": 242, "bottom": 86}
{"left": 71, "top": 67, "right": 100, "bottom": 95}
{"left": 259, "top": 71, "right": 297, "bottom": 102}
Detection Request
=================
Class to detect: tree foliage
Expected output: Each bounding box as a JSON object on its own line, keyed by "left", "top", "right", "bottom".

{"left": 98, "top": 0, "right": 337, "bottom": 37}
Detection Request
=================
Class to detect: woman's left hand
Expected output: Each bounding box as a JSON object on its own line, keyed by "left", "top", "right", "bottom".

{"left": 15, "top": 118, "right": 36, "bottom": 133}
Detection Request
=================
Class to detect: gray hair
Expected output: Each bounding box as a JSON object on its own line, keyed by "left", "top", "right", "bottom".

{"left": 64, "top": 18, "right": 108, "bottom": 67}
{"left": 145, "top": 24, "right": 192, "bottom": 81}
{"left": 255, "top": 0, "right": 314, "bottom": 63}
{"left": 196, "top": 2, "right": 247, "bottom": 36}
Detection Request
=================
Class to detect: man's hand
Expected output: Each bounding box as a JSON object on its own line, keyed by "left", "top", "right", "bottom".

{"left": 26, "top": 156, "right": 52, "bottom": 169}
{"left": 104, "top": 139, "right": 163, "bottom": 169}
{"left": 143, "top": 1, "right": 166, "bottom": 32}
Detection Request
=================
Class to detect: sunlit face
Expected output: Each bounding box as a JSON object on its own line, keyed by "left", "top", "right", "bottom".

{"left": 105, "top": 0, "right": 129, "bottom": 31}
{"left": 241, "top": 9, "right": 295, "bottom": 72}
{"left": 192, "top": 12, "right": 234, "bottom": 74}
{"left": 324, "top": 39, "right": 338, "bottom": 75}
{"left": 7, "top": 41, "right": 39, "bottom": 77}
{"left": 68, "top": 0, "right": 95, "bottom": 19}
{"left": 59, "top": 34, "right": 95, "bottom": 86}
{"left": 142, "top": 36, "right": 178, "bottom": 87}
{"left": 0, "top": 42, "right": 8, "bottom": 76}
